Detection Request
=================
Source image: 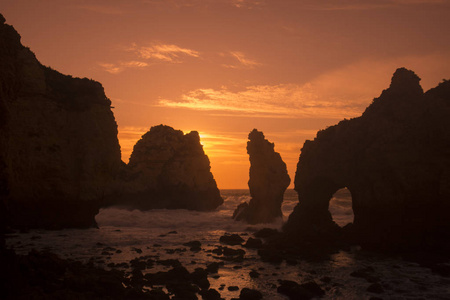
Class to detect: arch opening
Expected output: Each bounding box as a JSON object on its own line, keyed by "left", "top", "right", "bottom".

{"left": 329, "top": 187, "right": 354, "bottom": 227}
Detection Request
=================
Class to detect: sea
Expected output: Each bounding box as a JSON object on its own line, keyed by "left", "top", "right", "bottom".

{"left": 5, "top": 189, "right": 450, "bottom": 299}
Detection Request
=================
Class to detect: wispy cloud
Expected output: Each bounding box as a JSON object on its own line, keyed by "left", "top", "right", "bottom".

{"left": 98, "top": 61, "right": 149, "bottom": 74}
{"left": 99, "top": 42, "right": 200, "bottom": 74}
{"left": 231, "top": 0, "right": 265, "bottom": 9}
{"left": 222, "top": 51, "right": 261, "bottom": 69}
{"left": 129, "top": 43, "right": 200, "bottom": 63}
{"left": 158, "top": 84, "right": 366, "bottom": 119}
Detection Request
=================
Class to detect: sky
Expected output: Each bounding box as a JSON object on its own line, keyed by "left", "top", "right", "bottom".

{"left": 1, "top": 0, "right": 449, "bottom": 188}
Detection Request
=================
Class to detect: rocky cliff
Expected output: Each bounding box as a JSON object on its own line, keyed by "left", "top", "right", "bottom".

{"left": 233, "top": 129, "right": 290, "bottom": 224}
{"left": 283, "top": 68, "right": 450, "bottom": 251}
{"left": 0, "top": 14, "right": 122, "bottom": 229}
{"left": 107, "top": 125, "right": 223, "bottom": 211}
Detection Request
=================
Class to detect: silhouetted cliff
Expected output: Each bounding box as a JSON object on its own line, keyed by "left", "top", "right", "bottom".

{"left": 0, "top": 14, "right": 122, "bottom": 229}
{"left": 107, "top": 125, "right": 223, "bottom": 211}
{"left": 284, "top": 68, "right": 450, "bottom": 251}
{"left": 233, "top": 129, "right": 290, "bottom": 224}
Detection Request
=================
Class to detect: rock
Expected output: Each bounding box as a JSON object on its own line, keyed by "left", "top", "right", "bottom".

{"left": 228, "top": 286, "right": 240, "bottom": 291}
{"left": 350, "top": 267, "right": 379, "bottom": 283}
{"left": 0, "top": 248, "right": 160, "bottom": 299}
{"left": 199, "top": 288, "right": 223, "bottom": 300}
{"left": 233, "top": 129, "right": 290, "bottom": 224}
{"left": 0, "top": 15, "right": 121, "bottom": 229}
{"left": 283, "top": 68, "right": 450, "bottom": 251}
{"left": 277, "top": 280, "right": 324, "bottom": 300}
{"left": 191, "top": 268, "right": 210, "bottom": 290}
{"left": 243, "top": 237, "right": 263, "bottom": 249}
{"left": 239, "top": 288, "right": 263, "bottom": 300}
{"left": 107, "top": 125, "right": 223, "bottom": 211}
{"left": 183, "top": 240, "right": 202, "bottom": 251}
{"left": 249, "top": 270, "right": 260, "bottom": 278}
{"left": 206, "top": 262, "right": 223, "bottom": 273}
{"left": 220, "top": 233, "right": 244, "bottom": 245}
{"left": 254, "top": 228, "right": 279, "bottom": 238}
{"left": 257, "top": 249, "right": 283, "bottom": 264}
{"left": 367, "top": 283, "right": 384, "bottom": 294}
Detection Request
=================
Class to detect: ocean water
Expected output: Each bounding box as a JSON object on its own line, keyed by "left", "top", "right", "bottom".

{"left": 5, "top": 190, "right": 450, "bottom": 299}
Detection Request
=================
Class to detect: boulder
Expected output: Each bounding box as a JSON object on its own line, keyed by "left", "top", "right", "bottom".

{"left": 284, "top": 68, "right": 450, "bottom": 251}
{"left": 107, "top": 125, "right": 223, "bottom": 211}
{"left": 0, "top": 14, "right": 121, "bottom": 229}
{"left": 233, "top": 129, "right": 290, "bottom": 224}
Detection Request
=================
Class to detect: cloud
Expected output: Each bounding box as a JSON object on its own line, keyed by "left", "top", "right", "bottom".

{"left": 129, "top": 43, "right": 200, "bottom": 63}
{"left": 231, "top": 0, "right": 265, "bottom": 9}
{"left": 222, "top": 51, "right": 261, "bottom": 69}
{"left": 159, "top": 53, "right": 449, "bottom": 119}
{"left": 158, "top": 84, "right": 367, "bottom": 119}
{"left": 98, "top": 61, "right": 149, "bottom": 74}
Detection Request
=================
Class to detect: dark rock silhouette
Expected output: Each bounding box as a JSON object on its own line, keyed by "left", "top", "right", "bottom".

{"left": 107, "top": 125, "right": 223, "bottom": 211}
{"left": 0, "top": 14, "right": 122, "bottom": 229}
{"left": 233, "top": 129, "right": 290, "bottom": 224}
{"left": 283, "top": 68, "right": 450, "bottom": 251}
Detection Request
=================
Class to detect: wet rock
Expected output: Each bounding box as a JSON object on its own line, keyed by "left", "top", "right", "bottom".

{"left": 254, "top": 228, "right": 279, "bottom": 238}
{"left": 257, "top": 249, "right": 283, "bottom": 264}
{"left": 228, "top": 286, "right": 240, "bottom": 291}
{"left": 0, "top": 248, "right": 158, "bottom": 299}
{"left": 320, "top": 276, "right": 332, "bottom": 283}
{"left": 233, "top": 129, "right": 290, "bottom": 224}
{"left": 367, "top": 283, "right": 384, "bottom": 294}
{"left": 183, "top": 240, "right": 202, "bottom": 251}
{"left": 249, "top": 270, "right": 260, "bottom": 278}
{"left": 239, "top": 288, "right": 263, "bottom": 300}
{"left": 350, "top": 267, "right": 379, "bottom": 283}
{"left": 220, "top": 234, "right": 244, "bottom": 245}
{"left": 277, "top": 280, "right": 324, "bottom": 300}
{"left": 199, "top": 288, "right": 223, "bottom": 300}
{"left": 222, "top": 247, "right": 245, "bottom": 257}
{"left": 130, "top": 258, "right": 147, "bottom": 271}
{"left": 206, "top": 262, "right": 224, "bottom": 273}
{"left": 191, "top": 268, "right": 210, "bottom": 290}
{"left": 243, "top": 237, "right": 263, "bottom": 249}
{"left": 131, "top": 247, "right": 142, "bottom": 254}
{"left": 157, "top": 259, "right": 182, "bottom": 268}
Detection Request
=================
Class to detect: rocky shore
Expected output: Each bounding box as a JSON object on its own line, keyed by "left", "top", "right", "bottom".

{"left": 3, "top": 228, "right": 450, "bottom": 300}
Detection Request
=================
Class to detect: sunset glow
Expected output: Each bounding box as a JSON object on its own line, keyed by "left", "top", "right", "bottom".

{"left": 2, "top": 0, "right": 449, "bottom": 188}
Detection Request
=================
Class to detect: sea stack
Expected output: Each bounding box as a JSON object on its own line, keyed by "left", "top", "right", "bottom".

{"left": 108, "top": 125, "right": 223, "bottom": 211}
{"left": 0, "top": 14, "right": 122, "bottom": 229}
{"left": 233, "top": 129, "right": 290, "bottom": 224}
{"left": 284, "top": 68, "right": 450, "bottom": 251}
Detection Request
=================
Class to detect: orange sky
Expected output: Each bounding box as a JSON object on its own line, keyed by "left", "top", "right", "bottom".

{"left": 2, "top": 0, "right": 449, "bottom": 188}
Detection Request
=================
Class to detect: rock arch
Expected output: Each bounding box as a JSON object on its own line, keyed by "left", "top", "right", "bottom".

{"left": 284, "top": 68, "right": 450, "bottom": 251}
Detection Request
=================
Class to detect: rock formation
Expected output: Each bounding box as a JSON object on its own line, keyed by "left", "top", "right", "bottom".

{"left": 0, "top": 14, "right": 122, "bottom": 229}
{"left": 107, "top": 125, "right": 223, "bottom": 211}
{"left": 233, "top": 129, "right": 290, "bottom": 224}
{"left": 283, "top": 68, "right": 450, "bottom": 251}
